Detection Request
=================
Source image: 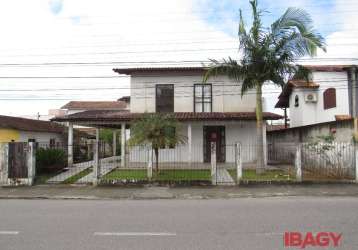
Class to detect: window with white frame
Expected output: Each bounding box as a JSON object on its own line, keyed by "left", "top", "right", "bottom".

{"left": 194, "top": 84, "right": 212, "bottom": 112}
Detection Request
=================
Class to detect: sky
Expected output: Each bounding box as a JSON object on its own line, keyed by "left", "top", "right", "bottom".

{"left": 0, "top": 0, "right": 357, "bottom": 119}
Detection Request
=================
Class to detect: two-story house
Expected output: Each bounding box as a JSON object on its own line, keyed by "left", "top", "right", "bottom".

{"left": 54, "top": 66, "right": 282, "bottom": 166}
{"left": 275, "top": 65, "right": 358, "bottom": 128}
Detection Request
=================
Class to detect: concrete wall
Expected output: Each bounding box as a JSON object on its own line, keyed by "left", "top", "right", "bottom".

{"left": 289, "top": 71, "right": 350, "bottom": 127}
{"left": 130, "top": 72, "right": 257, "bottom": 113}
{"left": 267, "top": 119, "right": 354, "bottom": 144}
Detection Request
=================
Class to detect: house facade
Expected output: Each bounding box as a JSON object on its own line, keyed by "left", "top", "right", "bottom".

{"left": 275, "top": 65, "right": 357, "bottom": 128}
{"left": 0, "top": 115, "right": 66, "bottom": 145}
{"left": 54, "top": 67, "right": 282, "bottom": 166}
{"left": 120, "top": 67, "right": 274, "bottom": 164}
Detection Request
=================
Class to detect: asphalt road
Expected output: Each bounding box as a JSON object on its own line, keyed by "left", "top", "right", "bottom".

{"left": 0, "top": 197, "right": 357, "bottom": 250}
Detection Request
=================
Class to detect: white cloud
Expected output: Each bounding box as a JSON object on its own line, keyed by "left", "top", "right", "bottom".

{"left": 0, "top": 0, "right": 356, "bottom": 118}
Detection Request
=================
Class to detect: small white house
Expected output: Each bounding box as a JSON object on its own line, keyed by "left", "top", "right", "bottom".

{"left": 54, "top": 66, "right": 282, "bottom": 166}
{"left": 275, "top": 65, "right": 357, "bottom": 128}
{"left": 0, "top": 115, "right": 66, "bottom": 145}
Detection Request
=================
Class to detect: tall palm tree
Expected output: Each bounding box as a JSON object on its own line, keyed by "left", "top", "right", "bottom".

{"left": 203, "top": 0, "right": 326, "bottom": 174}
{"left": 128, "top": 113, "right": 186, "bottom": 173}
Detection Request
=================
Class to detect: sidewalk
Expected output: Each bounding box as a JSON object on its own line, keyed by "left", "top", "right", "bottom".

{"left": 1, "top": 184, "right": 358, "bottom": 200}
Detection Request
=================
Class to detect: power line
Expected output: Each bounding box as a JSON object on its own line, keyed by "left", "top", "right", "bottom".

{"left": 0, "top": 57, "right": 357, "bottom": 67}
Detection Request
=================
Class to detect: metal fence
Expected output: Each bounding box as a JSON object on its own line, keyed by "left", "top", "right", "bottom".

{"left": 35, "top": 141, "right": 117, "bottom": 185}
{"left": 33, "top": 139, "right": 358, "bottom": 185}
{"left": 301, "top": 142, "right": 355, "bottom": 180}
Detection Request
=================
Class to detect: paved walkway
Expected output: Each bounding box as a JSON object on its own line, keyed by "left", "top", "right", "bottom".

{"left": 46, "top": 164, "right": 92, "bottom": 184}
{"left": 1, "top": 184, "right": 358, "bottom": 200}
{"left": 76, "top": 164, "right": 117, "bottom": 184}
{"left": 216, "top": 168, "right": 235, "bottom": 185}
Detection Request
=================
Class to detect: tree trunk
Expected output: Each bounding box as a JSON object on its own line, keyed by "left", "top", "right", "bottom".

{"left": 154, "top": 147, "right": 159, "bottom": 173}
{"left": 256, "top": 84, "right": 265, "bottom": 174}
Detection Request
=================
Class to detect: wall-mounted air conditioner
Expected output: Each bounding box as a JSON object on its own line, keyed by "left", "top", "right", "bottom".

{"left": 304, "top": 93, "right": 318, "bottom": 103}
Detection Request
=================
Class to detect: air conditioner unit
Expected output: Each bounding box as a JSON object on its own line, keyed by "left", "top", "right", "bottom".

{"left": 304, "top": 93, "right": 318, "bottom": 103}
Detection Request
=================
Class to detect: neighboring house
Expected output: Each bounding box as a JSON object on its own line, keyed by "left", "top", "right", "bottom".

{"left": 61, "top": 100, "right": 128, "bottom": 115}
{"left": 54, "top": 67, "right": 282, "bottom": 165}
{"left": 275, "top": 65, "right": 358, "bottom": 128}
{"left": 0, "top": 115, "right": 66, "bottom": 145}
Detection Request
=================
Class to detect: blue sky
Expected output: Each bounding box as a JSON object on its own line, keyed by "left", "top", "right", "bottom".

{"left": 194, "top": 0, "right": 338, "bottom": 38}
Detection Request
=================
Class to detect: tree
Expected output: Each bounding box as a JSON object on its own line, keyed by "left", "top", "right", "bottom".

{"left": 128, "top": 113, "right": 186, "bottom": 173}
{"left": 203, "top": 0, "right": 326, "bottom": 174}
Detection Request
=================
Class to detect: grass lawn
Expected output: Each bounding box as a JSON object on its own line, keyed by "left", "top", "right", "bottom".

{"left": 228, "top": 169, "right": 294, "bottom": 181}
{"left": 154, "top": 169, "right": 211, "bottom": 181}
{"left": 62, "top": 167, "right": 93, "bottom": 184}
{"left": 103, "top": 169, "right": 211, "bottom": 181}
{"left": 103, "top": 169, "right": 147, "bottom": 181}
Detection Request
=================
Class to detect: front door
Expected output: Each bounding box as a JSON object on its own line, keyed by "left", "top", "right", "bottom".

{"left": 203, "top": 126, "right": 225, "bottom": 163}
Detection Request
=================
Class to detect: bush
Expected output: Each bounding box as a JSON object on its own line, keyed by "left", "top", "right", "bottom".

{"left": 36, "top": 148, "right": 66, "bottom": 174}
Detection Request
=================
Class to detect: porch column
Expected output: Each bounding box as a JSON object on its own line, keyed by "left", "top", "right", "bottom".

{"left": 188, "top": 123, "right": 192, "bottom": 166}
{"left": 121, "top": 123, "right": 126, "bottom": 167}
{"left": 112, "top": 130, "right": 117, "bottom": 156}
{"left": 67, "top": 122, "right": 73, "bottom": 167}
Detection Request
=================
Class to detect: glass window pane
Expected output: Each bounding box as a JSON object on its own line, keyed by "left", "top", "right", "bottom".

{"left": 204, "top": 103, "right": 211, "bottom": 112}
{"left": 195, "top": 103, "right": 203, "bottom": 112}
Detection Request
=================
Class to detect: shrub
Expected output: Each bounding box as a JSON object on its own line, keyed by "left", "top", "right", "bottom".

{"left": 36, "top": 148, "right": 66, "bottom": 173}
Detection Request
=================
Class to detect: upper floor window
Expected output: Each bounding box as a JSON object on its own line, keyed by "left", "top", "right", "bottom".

{"left": 194, "top": 84, "right": 212, "bottom": 112}
{"left": 156, "top": 84, "right": 174, "bottom": 113}
{"left": 323, "top": 88, "right": 336, "bottom": 110}
{"left": 294, "top": 95, "right": 299, "bottom": 107}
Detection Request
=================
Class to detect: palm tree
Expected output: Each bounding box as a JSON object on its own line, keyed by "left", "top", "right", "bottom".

{"left": 128, "top": 113, "right": 186, "bottom": 173}
{"left": 203, "top": 0, "right": 326, "bottom": 174}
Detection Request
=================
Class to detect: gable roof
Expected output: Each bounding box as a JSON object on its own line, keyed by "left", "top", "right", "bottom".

{"left": 0, "top": 115, "right": 65, "bottom": 133}
{"left": 113, "top": 66, "right": 207, "bottom": 75}
{"left": 275, "top": 80, "right": 320, "bottom": 108}
{"left": 61, "top": 101, "right": 127, "bottom": 110}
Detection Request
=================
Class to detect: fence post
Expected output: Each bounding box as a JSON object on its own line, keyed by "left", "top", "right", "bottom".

{"left": 295, "top": 143, "right": 302, "bottom": 182}
{"left": 355, "top": 142, "right": 358, "bottom": 183}
{"left": 236, "top": 142, "right": 242, "bottom": 184}
{"left": 147, "top": 147, "right": 153, "bottom": 180}
{"left": 0, "top": 143, "right": 9, "bottom": 185}
{"left": 93, "top": 141, "right": 100, "bottom": 186}
{"left": 211, "top": 142, "right": 217, "bottom": 185}
{"left": 27, "top": 142, "right": 36, "bottom": 186}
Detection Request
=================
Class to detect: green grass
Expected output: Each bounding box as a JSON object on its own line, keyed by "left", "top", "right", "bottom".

{"left": 62, "top": 167, "right": 93, "bottom": 184}
{"left": 228, "top": 169, "right": 294, "bottom": 181}
{"left": 103, "top": 169, "right": 147, "bottom": 181}
{"left": 103, "top": 169, "right": 211, "bottom": 181}
{"left": 154, "top": 169, "right": 211, "bottom": 181}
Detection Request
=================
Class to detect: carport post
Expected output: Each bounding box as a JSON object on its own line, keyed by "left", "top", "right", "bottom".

{"left": 211, "top": 142, "right": 217, "bottom": 185}
{"left": 235, "top": 143, "right": 242, "bottom": 184}
{"left": 121, "top": 123, "right": 126, "bottom": 167}
{"left": 295, "top": 144, "right": 302, "bottom": 182}
{"left": 93, "top": 128, "right": 100, "bottom": 186}
{"left": 67, "top": 122, "right": 73, "bottom": 167}
{"left": 112, "top": 130, "right": 117, "bottom": 156}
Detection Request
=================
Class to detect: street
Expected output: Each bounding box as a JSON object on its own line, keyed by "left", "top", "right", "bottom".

{"left": 0, "top": 197, "right": 357, "bottom": 250}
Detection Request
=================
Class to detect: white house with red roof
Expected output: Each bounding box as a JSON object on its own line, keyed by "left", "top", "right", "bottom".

{"left": 275, "top": 65, "right": 356, "bottom": 128}
{"left": 54, "top": 66, "right": 282, "bottom": 168}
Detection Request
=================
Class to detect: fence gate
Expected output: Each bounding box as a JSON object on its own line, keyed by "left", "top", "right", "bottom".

{"left": 8, "top": 142, "right": 28, "bottom": 178}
